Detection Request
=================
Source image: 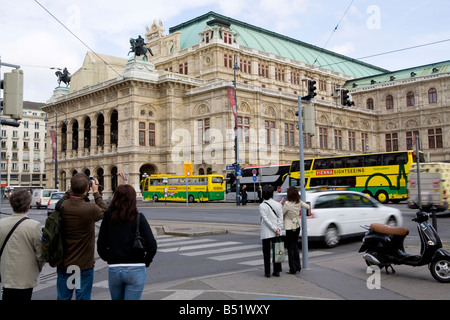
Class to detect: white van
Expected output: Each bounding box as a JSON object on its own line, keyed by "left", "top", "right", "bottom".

{"left": 408, "top": 162, "right": 450, "bottom": 212}
{"left": 32, "top": 189, "right": 58, "bottom": 209}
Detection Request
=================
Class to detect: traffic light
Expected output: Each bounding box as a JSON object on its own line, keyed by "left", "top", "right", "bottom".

{"left": 303, "top": 103, "right": 316, "bottom": 135}
{"left": 1, "top": 69, "right": 24, "bottom": 120}
{"left": 340, "top": 89, "right": 354, "bottom": 107}
{"left": 303, "top": 79, "right": 317, "bottom": 101}
{"left": 295, "top": 104, "right": 316, "bottom": 136}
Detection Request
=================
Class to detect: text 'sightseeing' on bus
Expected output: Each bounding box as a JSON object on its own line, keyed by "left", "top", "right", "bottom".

{"left": 141, "top": 174, "right": 225, "bottom": 203}
{"left": 288, "top": 150, "right": 424, "bottom": 204}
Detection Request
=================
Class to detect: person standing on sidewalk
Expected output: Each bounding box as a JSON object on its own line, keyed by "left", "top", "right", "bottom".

{"left": 0, "top": 190, "right": 45, "bottom": 300}
{"left": 240, "top": 185, "right": 248, "bottom": 206}
{"left": 56, "top": 173, "right": 107, "bottom": 300}
{"left": 282, "top": 186, "right": 310, "bottom": 274}
{"left": 259, "top": 185, "right": 284, "bottom": 277}
{"left": 97, "top": 184, "right": 157, "bottom": 300}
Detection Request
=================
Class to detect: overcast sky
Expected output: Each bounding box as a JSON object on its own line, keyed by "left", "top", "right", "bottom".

{"left": 1, "top": 0, "right": 449, "bottom": 103}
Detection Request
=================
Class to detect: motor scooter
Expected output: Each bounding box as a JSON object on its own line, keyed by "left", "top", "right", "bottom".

{"left": 359, "top": 204, "right": 450, "bottom": 283}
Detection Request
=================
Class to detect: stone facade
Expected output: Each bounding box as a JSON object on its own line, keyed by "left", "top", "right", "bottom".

{"left": 42, "top": 13, "right": 449, "bottom": 198}
{"left": 346, "top": 63, "right": 449, "bottom": 161}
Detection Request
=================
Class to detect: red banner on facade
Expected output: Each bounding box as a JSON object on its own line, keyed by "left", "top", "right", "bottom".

{"left": 50, "top": 130, "right": 57, "bottom": 161}
{"left": 227, "top": 86, "right": 238, "bottom": 131}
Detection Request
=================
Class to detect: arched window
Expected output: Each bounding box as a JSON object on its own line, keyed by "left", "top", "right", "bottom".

{"left": 366, "top": 98, "right": 374, "bottom": 110}
{"left": 406, "top": 92, "right": 415, "bottom": 106}
{"left": 386, "top": 95, "right": 394, "bottom": 110}
{"left": 428, "top": 88, "right": 437, "bottom": 103}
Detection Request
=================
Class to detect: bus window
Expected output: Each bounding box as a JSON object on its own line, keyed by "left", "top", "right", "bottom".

{"left": 211, "top": 176, "right": 223, "bottom": 184}
{"left": 412, "top": 152, "right": 425, "bottom": 163}
{"left": 363, "top": 154, "right": 379, "bottom": 166}
{"left": 290, "top": 160, "right": 312, "bottom": 172}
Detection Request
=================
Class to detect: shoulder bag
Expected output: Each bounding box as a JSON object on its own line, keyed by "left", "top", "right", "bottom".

{"left": 132, "top": 213, "right": 146, "bottom": 259}
{"left": 0, "top": 217, "right": 29, "bottom": 283}
{"left": 264, "top": 203, "right": 286, "bottom": 263}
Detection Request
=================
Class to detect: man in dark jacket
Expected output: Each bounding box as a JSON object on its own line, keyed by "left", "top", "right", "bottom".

{"left": 56, "top": 173, "right": 107, "bottom": 300}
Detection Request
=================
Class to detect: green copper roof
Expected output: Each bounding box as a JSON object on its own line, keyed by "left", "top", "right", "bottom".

{"left": 169, "top": 11, "right": 388, "bottom": 78}
{"left": 344, "top": 60, "right": 450, "bottom": 89}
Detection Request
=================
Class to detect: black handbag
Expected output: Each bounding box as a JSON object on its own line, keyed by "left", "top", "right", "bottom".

{"left": 0, "top": 217, "right": 29, "bottom": 283}
{"left": 132, "top": 213, "right": 146, "bottom": 258}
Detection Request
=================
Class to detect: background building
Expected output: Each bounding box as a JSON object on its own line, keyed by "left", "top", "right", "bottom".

{"left": 1, "top": 101, "right": 47, "bottom": 192}
{"left": 345, "top": 61, "right": 449, "bottom": 161}
{"left": 42, "top": 12, "right": 449, "bottom": 198}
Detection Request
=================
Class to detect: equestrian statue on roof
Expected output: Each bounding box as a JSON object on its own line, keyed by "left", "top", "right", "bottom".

{"left": 128, "top": 35, "right": 154, "bottom": 61}
{"left": 55, "top": 67, "right": 71, "bottom": 87}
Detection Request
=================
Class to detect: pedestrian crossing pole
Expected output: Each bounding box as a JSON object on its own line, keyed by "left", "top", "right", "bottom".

{"left": 298, "top": 96, "right": 309, "bottom": 270}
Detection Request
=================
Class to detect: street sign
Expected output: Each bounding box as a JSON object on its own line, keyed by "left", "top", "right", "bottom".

{"left": 252, "top": 175, "right": 257, "bottom": 182}
{"left": 236, "top": 168, "right": 242, "bottom": 176}
{"left": 252, "top": 169, "right": 257, "bottom": 175}
{"left": 226, "top": 166, "right": 235, "bottom": 171}
{"left": 184, "top": 161, "right": 192, "bottom": 176}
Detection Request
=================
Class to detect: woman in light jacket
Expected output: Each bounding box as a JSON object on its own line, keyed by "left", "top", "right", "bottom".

{"left": 0, "top": 190, "right": 45, "bottom": 300}
{"left": 282, "top": 186, "right": 310, "bottom": 274}
{"left": 259, "top": 185, "right": 284, "bottom": 278}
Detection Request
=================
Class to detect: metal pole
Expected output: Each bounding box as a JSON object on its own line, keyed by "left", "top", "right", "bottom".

{"left": 298, "top": 96, "right": 309, "bottom": 270}
{"left": 55, "top": 113, "right": 58, "bottom": 189}
{"left": 0, "top": 58, "right": 21, "bottom": 210}
{"left": 0, "top": 56, "right": 2, "bottom": 213}
{"left": 234, "top": 53, "right": 240, "bottom": 206}
{"left": 416, "top": 134, "right": 421, "bottom": 209}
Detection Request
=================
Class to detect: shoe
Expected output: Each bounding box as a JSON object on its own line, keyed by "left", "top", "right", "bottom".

{"left": 286, "top": 270, "right": 297, "bottom": 274}
{"left": 272, "top": 272, "right": 280, "bottom": 277}
{"left": 264, "top": 273, "right": 271, "bottom": 278}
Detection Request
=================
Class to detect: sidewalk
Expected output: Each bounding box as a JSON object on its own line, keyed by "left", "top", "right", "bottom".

{"left": 93, "top": 220, "right": 450, "bottom": 301}
{"left": 6, "top": 202, "right": 448, "bottom": 301}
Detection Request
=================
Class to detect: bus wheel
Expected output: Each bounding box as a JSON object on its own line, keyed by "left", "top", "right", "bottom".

{"left": 153, "top": 195, "right": 158, "bottom": 202}
{"left": 188, "top": 195, "right": 195, "bottom": 203}
{"left": 375, "top": 190, "right": 389, "bottom": 204}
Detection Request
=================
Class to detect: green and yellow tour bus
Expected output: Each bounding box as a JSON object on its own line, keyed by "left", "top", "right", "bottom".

{"left": 288, "top": 150, "right": 424, "bottom": 204}
{"left": 141, "top": 174, "right": 225, "bottom": 203}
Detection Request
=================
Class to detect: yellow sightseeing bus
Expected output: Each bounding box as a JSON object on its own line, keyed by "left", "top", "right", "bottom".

{"left": 141, "top": 174, "right": 225, "bottom": 203}
{"left": 288, "top": 150, "right": 424, "bottom": 204}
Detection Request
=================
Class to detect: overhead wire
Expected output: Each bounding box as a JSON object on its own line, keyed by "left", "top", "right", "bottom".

{"left": 34, "top": 0, "right": 124, "bottom": 80}
{"left": 318, "top": 38, "right": 450, "bottom": 70}
{"left": 313, "top": 0, "right": 354, "bottom": 66}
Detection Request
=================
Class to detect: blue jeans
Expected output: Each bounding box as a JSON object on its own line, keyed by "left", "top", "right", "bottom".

{"left": 57, "top": 267, "right": 94, "bottom": 300}
{"left": 108, "top": 265, "right": 146, "bottom": 300}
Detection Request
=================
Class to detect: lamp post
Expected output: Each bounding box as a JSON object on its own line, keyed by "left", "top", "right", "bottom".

{"left": 233, "top": 53, "right": 241, "bottom": 206}
{"left": 46, "top": 110, "right": 68, "bottom": 190}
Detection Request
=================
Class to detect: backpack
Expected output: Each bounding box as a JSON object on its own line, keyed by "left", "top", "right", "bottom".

{"left": 42, "top": 207, "right": 64, "bottom": 267}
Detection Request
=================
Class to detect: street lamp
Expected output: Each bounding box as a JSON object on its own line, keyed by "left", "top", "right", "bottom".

{"left": 45, "top": 109, "right": 68, "bottom": 189}
{"left": 233, "top": 53, "right": 241, "bottom": 206}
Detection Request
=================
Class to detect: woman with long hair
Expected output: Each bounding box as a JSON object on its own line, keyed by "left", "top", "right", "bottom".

{"left": 281, "top": 186, "right": 310, "bottom": 274}
{"left": 97, "top": 185, "right": 157, "bottom": 300}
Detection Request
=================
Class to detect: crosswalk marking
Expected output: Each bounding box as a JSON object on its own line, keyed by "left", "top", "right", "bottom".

{"left": 182, "top": 244, "right": 261, "bottom": 256}
{"left": 239, "top": 259, "right": 263, "bottom": 266}
{"left": 210, "top": 250, "right": 262, "bottom": 261}
{"left": 162, "top": 290, "right": 205, "bottom": 300}
{"left": 33, "top": 235, "right": 336, "bottom": 298}
{"left": 157, "top": 238, "right": 216, "bottom": 247}
{"left": 158, "top": 241, "right": 240, "bottom": 253}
